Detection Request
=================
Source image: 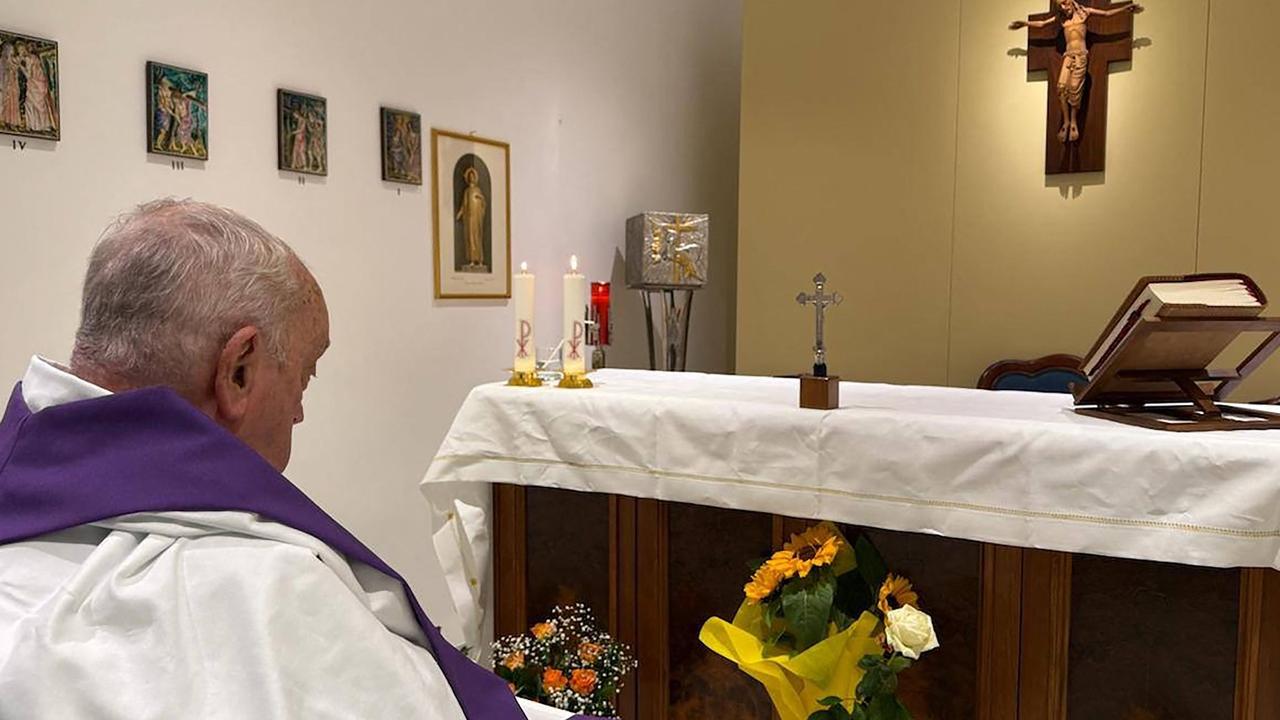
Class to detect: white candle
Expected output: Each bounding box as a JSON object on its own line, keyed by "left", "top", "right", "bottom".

{"left": 562, "top": 255, "right": 588, "bottom": 375}
{"left": 513, "top": 262, "right": 536, "bottom": 374}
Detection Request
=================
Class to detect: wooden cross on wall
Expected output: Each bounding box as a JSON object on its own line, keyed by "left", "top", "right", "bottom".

{"left": 1012, "top": 0, "right": 1143, "bottom": 174}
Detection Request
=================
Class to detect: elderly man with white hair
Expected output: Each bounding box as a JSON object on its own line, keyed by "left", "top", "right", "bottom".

{"left": 0, "top": 199, "right": 589, "bottom": 720}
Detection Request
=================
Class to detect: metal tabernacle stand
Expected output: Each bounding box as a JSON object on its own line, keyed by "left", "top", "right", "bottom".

{"left": 640, "top": 289, "right": 695, "bottom": 372}
{"left": 626, "top": 212, "right": 709, "bottom": 372}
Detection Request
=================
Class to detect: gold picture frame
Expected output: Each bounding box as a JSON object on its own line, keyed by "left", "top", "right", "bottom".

{"left": 431, "top": 128, "right": 512, "bottom": 299}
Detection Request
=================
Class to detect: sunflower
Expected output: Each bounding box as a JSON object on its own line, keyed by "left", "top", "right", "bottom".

{"left": 766, "top": 522, "right": 842, "bottom": 579}
{"left": 877, "top": 574, "right": 919, "bottom": 615}
{"left": 744, "top": 563, "right": 784, "bottom": 603}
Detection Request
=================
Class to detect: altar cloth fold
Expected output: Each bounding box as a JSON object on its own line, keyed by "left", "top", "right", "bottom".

{"left": 423, "top": 369, "right": 1280, "bottom": 643}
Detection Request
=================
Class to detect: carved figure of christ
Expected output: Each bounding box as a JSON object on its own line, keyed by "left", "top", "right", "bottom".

{"left": 796, "top": 274, "right": 842, "bottom": 378}
{"left": 1010, "top": 0, "right": 1142, "bottom": 174}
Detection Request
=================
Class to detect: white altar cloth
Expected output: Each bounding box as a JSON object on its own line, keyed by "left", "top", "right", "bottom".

{"left": 422, "top": 370, "right": 1280, "bottom": 642}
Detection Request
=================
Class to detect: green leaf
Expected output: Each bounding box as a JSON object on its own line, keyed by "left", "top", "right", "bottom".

{"left": 807, "top": 711, "right": 837, "bottom": 720}
{"left": 830, "top": 525, "right": 859, "bottom": 577}
{"left": 856, "top": 665, "right": 885, "bottom": 700}
{"left": 865, "top": 695, "right": 911, "bottom": 720}
{"left": 855, "top": 535, "right": 889, "bottom": 593}
{"left": 858, "top": 654, "right": 883, "bottom": 671}
{"left": 850, "top": 707, "right": 869, "bottom": 720}
{"left": 835, "top": 565, "right": 875, "bottom": 617}
{"left": 887, "top": 655, "right": 913, "bottom": 674}
{"left": 782, "top": 573, "right": 836, "bottom": 652}
{"left": 867, "top": 695, "right": 899, "bottom": 720}
{"left": 818, "top": 696, "right": 845, "bottom": 708}
{"left": 831, "top": 606, "right": 854, "bottom": 631}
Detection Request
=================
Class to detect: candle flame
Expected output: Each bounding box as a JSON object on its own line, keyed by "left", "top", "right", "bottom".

{"left": 520, "top": 261, "right": 528, "bottom": 272}
{"left": 570, "top": 255, "right": 579, "bottom": 272}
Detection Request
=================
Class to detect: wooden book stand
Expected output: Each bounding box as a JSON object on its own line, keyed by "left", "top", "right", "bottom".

{"left": 1072, "top": 317, "right": 1280, "bottom": 431}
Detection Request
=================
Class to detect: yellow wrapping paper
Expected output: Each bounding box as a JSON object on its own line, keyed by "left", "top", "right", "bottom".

{"left": 699, "top": 602, "right": 883, "bottom": 720}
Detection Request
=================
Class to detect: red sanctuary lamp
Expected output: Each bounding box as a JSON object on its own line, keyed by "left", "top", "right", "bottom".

{"left": 589, "top": 282, "right": 612, "bottom": 368}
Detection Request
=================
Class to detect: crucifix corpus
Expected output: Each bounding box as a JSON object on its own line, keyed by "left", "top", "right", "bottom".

{"left": 796, "top": 273, "right": 843, "bottom": 410}
{"left": 1009, "top": 0, "right": 1143, "bottom": 174}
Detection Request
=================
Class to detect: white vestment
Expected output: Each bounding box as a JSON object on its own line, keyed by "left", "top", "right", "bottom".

{"left": 0, "top": 357, "right": 568, "bottom": 720}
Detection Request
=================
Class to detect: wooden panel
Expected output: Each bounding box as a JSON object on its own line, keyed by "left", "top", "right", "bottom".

{"left": 865, "top": 525, "right": 983, "bottom": 712}
{"left": 613, "top": 496, "right": 639, "bottom": 720}
{"left": 775, "top": 515, "right": 809, "bottom": 548}
{"left": 493, "top": 484, "right": 527, "bottom": 638}
{"left": 667, "top": 503, "right": 776, "bottom": 720}
{"left": 1234, "top": 568, "right": 1280, "bottom": 720}
{"left": 503, "top": 488, "right": 1269, "bottom": 719}
{"left": 771, "top": 521, "right": 983, "bottom": 717}
{"left": 978, "top": 544, "right": 1023, "bottom": 720}
{"left": 1019, "top": 550, "right": 1072, "bottom": 720}
{"left": 1067, "top": 555, "right": 1239, "bottom": 720}
{"left": 525, "top": 487, "right": 612, "bottom": 623}
{"left": 636, "top": 499, "right": 669, "bottom": 720}
{"left": 861, "top": 528, "right": 981, "bottom": 719}
{"left": 497, "top": 487, "right": 638, "bottom": 719}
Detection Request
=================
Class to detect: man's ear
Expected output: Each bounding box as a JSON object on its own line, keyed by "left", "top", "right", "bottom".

{"left": 213, "top": 326, "right": 262, "bottom": 429}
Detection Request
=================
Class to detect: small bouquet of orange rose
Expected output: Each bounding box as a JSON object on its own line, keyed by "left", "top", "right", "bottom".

{"left": 700, "top": 522, "right": 939, "bottom": 720}
{"left": 492, "top": 603, "right": 637, "bottom": 717}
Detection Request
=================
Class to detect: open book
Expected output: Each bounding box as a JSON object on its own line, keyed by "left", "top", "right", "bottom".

{"left": 1081, "top": 274, "right": 1264, "bottom": 379}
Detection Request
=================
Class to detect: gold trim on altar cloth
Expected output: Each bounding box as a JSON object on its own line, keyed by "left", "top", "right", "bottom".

{"left": 430, "top": 452, "right": 1280, "bottom": 541}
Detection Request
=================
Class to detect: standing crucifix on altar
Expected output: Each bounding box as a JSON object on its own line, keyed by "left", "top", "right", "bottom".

{"left": 796, "top": 273, "right": 842, "bottom": 409}
{"left": 1009, "top": 0, "right": 1143, "bottom": 174}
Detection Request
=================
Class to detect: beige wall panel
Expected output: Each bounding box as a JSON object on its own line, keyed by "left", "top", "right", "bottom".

{"left": 735, "top": 0, "right": 960, "bottom": 383}
{"left": 1195, "top": 2, "right": 1280, "bottom": 400}
{"left": 946, "top": 0, "right": 1207, "bottom": 387}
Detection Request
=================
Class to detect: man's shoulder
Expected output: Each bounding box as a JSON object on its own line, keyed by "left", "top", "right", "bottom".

{"left": 94, "top": 511, "right": 347, "bottom": 592}
{"left": 122, "top": 513, "right": 377, "bottom": 626}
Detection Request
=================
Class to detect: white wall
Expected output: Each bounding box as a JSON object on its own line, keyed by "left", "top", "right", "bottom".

{"left": 0, "top": 0, "right": 741, "bottom": 639}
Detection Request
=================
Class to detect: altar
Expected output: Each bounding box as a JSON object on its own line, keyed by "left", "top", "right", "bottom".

{"left": 422, "top": 370, "right": 1280, "bottom": 719}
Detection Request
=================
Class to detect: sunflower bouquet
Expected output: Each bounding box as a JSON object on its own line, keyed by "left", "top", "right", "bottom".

{"left": 699, "top": 522, "right": 939, "bottom": 720}
{"left": 491, "top": 603, "right": 637, "bottom": 717}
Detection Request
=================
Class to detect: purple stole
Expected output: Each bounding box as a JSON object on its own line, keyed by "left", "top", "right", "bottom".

{"left": 0, "top": 384, "right": 592, "bottom": 720}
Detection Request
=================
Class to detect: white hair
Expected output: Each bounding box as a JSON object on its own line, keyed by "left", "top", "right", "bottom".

{"left": 71, "top": 198, "right": 311, "bottom": 392}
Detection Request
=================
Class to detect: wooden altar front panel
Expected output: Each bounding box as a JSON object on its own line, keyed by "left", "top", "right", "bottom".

{"left": 494, "top": 486, "right": 640, "bottom": 718}
{"left": 493, "top": 486, "right": 1280, "bottom": 719}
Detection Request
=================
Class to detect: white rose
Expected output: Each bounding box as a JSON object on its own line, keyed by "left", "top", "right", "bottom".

{"left": 883, "top": 605, "right": 940, "bottom": 660}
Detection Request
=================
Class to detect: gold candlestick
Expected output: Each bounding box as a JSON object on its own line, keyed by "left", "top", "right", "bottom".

{"left": 557, "top": 371, "right": 594, "bottom": 389}
{"left": 507, "top": 370, "right": 543, "bottom": 387}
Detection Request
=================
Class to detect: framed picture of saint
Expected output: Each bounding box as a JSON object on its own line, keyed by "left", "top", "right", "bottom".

{"left": 380, "top": 107, "right": 422, "bottom": 185}
{"left": 0, "top": 29, "right": 60, "bottom": 141}
{"left": 277, "top": 89, "right": 327, "bottom": 176}
{"left": 431, "top": 129, "right": 511, "bottom": 299}
{"left": 146, "top": 61, "right": 208, "bottom": 160}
